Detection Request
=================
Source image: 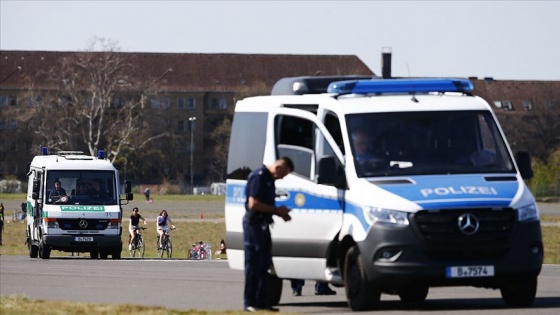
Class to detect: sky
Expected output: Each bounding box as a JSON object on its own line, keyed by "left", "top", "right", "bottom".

{"left": 1, "top": 1, "right": 559, "bottom": 81}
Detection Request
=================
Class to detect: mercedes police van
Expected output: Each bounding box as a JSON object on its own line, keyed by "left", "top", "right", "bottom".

{"left": 224, "top": 76, "right": 543, "bottom": 310}
{"left": 25, "top": 148, "right": 132, "bottom": 259}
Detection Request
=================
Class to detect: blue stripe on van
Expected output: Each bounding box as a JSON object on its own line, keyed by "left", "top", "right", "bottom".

{"left": 375, "top": 174, "right": 519, "bottom": 209}
{"left": 226, "top": 181, "right": 369, "bottom": 229}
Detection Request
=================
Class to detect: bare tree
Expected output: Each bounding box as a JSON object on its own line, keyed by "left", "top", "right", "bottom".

{"left": 19, "top": 37, "right": 169, "bottom": 163}
{"left": 207, "top": 117, "right": 232, "bottom": 182}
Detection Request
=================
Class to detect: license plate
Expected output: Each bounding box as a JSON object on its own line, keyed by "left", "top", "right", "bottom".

{"left": 74, "top": 237, "right": 94, "bottom": 242}
{"left": 446, "top": 265, "right": 494, "bottom": 278}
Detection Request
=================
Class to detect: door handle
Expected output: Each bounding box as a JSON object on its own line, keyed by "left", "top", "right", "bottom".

{"left": 275, "top": 189, "right": 289, "bottom": 201}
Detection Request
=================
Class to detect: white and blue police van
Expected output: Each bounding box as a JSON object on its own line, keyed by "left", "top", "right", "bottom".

{"left": 224, "top": 76, "right": 543, "bottom": 310}
{"left": 25, "top": 148, "right": 133, "bottom": 259}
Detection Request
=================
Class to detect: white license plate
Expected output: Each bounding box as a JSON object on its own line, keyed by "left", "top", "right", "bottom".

{"left": 74, "top": 237, "right": 94, "bottom": 242}
{"left": 446, "top": 265, "right": 494, "bottom": 278}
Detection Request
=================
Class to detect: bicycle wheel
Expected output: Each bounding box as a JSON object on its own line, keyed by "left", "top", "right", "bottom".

{"left": 157, "top": 237, "right": 164, "bottom": 258}
{"left": 129, "top": 236, "right": 136, "bottom": 257}
{"left": 165, "top": 237, "right": 172, "bottom": 258}
{"left": 130, "top": 247, "right": 136, "bottom": 257}
{"left": 138, "top": 236, "right": 145, "bottom": 258}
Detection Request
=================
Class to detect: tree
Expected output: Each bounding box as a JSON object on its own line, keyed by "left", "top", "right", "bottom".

{"left": 207, "top": 117, "right": 232, "bottom": 182}
{"left": 16, "top": 37, "right": 169, "bottom": 164}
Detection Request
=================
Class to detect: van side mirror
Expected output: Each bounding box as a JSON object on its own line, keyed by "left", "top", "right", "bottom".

{"left": 124, "top": 180, "right": 132, "bottom": 193}
{"left": 32, "top": 179, "right": 40, "bottom": 200}
{"left": 317, "top": 156, "right": 346, "bottom": 189}
{"left": 516, "top": 151, "right": 533, "bottom": 180}
{"left": 126, "top": 193, "right": 133, "bottom": 201}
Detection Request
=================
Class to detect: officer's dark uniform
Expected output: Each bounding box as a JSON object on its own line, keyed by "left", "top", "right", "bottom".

{"left": 243, "top": 165, "right": 275, "bottom": 310}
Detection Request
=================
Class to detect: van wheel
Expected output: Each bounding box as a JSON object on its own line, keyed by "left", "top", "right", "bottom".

{"left": 265, "top": 274, "right": 283, "bottom": 306}
{"left": 27, "top": 230, "right": 39, "bottom": 258}
{"left": 112, "top": 247, "right": 122, "bottom": 259}
{"left": 500, "top": 276, "right": 537, "bottom": 307}
{"left": 90, "top": 250, "right": 99, "bottom": 259}
{"left": 399, "top": 286, "right": 429, "bottom": 307}
{"left": 344, "top": 245, "right": 380, "bottom": 311}
{"left": 28, "top": 242, "right": 39, "bottom": 258}
{"left": 39, "top": 241, "right": 51, "bottom": 259}
{"left": 100, "top": 251, "right": 109, "bottom": 259}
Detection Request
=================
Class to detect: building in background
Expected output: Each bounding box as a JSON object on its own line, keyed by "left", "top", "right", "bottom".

{"left": 0, "top": 51, "right": 373, "bottom": 190}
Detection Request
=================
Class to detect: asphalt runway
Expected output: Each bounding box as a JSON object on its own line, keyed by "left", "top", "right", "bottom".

{"left": 1, "top": 197, "right": 559, "bottom": 313}
{"left": 1, "top": 256, "right": 559, "bottom": 314}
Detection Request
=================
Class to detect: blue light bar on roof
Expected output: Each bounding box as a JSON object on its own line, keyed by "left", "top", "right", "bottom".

{"left": 327, "top": 78, "right": 473, "bottom": 95}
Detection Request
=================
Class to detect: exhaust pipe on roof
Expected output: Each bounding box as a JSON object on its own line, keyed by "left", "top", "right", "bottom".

{"left": 381, "top": 47, "right": 392, "bottom": 79}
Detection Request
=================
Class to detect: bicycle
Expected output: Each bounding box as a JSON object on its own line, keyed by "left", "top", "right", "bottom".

{"left": 157, "top": 227, "right": 175, "bottom": 258}
{"left": 129, "top": 226, "right": 147, "bottom": 258}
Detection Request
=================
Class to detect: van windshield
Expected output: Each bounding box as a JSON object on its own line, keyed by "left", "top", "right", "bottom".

{"left": 45, "top": 170, "right": 117, "bottom": 205}
{"left": 346, "top": 110, "right": 515, "bottom": 177}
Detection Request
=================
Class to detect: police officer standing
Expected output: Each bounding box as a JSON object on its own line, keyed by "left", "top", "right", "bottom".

{"left": 243, "top": 157, "right": 294, "bottom": 313}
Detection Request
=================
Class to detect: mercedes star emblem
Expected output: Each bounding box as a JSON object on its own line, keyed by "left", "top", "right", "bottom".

{"left": 457, "top": 213, "right": 480, "bottom": 235}
{"left": 78, "top": 219, "right": 88, "bottom": 229}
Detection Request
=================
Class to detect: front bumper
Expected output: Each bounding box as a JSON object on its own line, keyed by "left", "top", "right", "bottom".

{"left": 43, "top": 234, "right": 122, "bottom": 252}
{"left": 357, "top": 216, "right": 543, "bottom": 289}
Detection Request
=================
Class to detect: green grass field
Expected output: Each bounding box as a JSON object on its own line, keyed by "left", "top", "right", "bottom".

{"left": 0, "top": 295, "right": 278, "bottom": 315}
{"left": 0, "top": 220, "right": 226, "bottom": 259}
{"left": 1, "top": 192, "right": 558, "bottom": 262}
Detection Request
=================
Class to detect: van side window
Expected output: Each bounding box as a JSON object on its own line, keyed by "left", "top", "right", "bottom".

{"left": 275, "top": 114, "right": 342, "bottom": 185}
{"left": 276, "top": 115, "right": 314, "bottom": 179}
{"left": 227, "top": 112, "right": 267, "bottom": 179}
{"left": 324, "top": 111, "right": 345, "bottom": 155}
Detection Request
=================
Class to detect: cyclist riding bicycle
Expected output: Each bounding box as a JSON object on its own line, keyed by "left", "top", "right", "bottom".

{"left": 129, "top": 207, "right": 147, "bottom": 250}
{"left": 156, "top": 210, "right": 175, "bottom": 249}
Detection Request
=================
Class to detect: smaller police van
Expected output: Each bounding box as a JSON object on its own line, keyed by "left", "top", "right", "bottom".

{"left": 224, "top": 76, "right": 543, "bottom": 311}
{"left": 25, "top": 148, "right": 132, "bottom": 259}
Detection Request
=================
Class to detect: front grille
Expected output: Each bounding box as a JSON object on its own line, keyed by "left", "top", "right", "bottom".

{"left": 56, "top": 218, "right": 109, "bottom": 230}
{"left": 412, "top": 208, "right": 516, "bottom": 261}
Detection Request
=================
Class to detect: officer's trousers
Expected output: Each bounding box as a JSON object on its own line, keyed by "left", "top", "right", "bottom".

{"left": 243, "top": 217, "right": 272, "bottom": 309}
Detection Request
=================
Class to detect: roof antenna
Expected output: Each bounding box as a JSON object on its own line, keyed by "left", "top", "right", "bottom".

{"left": 407, "top": 65, "right": 418, "bottom": 103}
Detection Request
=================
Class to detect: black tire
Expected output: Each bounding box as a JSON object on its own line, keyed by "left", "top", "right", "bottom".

{"left": 344, "top": 245, "right": 380, "bottom": 311}
{"left": 500, "top": 276, "right": 537, "bottom": 307}
{"left": 112, "top": 247, "right": 121, "bottom": 259}
{"left": 138, "top": 237, "right": 145, "bottom": 258}
{"left": 130, "top": 246, "right": 136, "bottom": 258}
{"left": 27, "top": 230, "right": 39, "bottom": 258}
{"left": 166, "top": 237, "right": 172, "bottom": 258}
{"left": 157, "top": 238, "right": 164, "bottom": 258}
{"left": 100, "top": 250, "right": 109, "bottom": 259}
{"left": 129, "top": 235, "right": 135, "bottom": 257}
{"left": 265, "top": 273, "right": 283, "bottom": 306}
{"left": 29, "top": 243, "right": 39, "bottom": 258}
{"left": 39, "top": 241, "right": 51, "bottom": 259}
{"left": 398, "top": 286, "right": 429, "bottom": 307}
{"left": 90, "top": 250, "right": 99, "bottom": 259}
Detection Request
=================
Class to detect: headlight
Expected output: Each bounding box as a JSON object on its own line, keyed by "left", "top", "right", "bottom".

{"left": 44, "top": 218, "right": 59, "bottom": 228}
{"left": 107, "top": 219, "right": 121, "bottom": 229}
{"left": 518, "top": 203, "right": 539, "bottom": 222}
{"left": 365, "top": 207, "right": 409, "bottom": 226}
